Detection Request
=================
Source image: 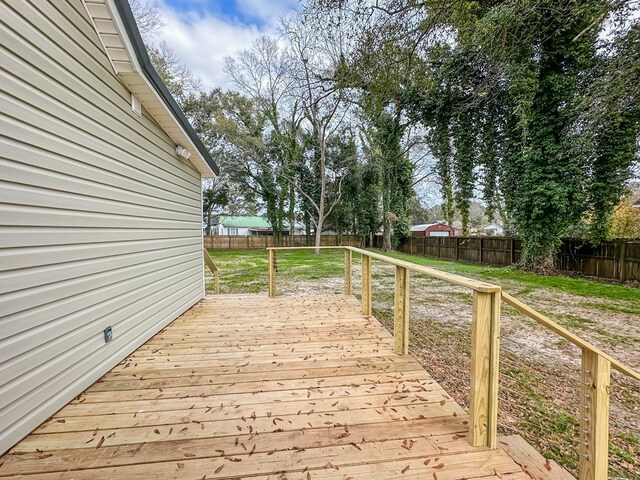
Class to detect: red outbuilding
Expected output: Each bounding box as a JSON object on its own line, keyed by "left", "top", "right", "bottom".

{"left": 410, "top": 222, "right": 455, "bottom": 237}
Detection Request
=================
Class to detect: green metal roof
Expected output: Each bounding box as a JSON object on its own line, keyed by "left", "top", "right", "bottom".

{"left": 218, "top": 216, "right": 271, "bottom": 228}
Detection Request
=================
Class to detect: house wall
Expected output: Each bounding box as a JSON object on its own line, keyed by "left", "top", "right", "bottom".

{"left": 0, "top": 0, "right": 204, "bottom": 454}
{"left": 223, "top": 227, "right": 250, "bottom": 236}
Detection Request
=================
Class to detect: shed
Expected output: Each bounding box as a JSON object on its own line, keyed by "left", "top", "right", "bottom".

{"left": 410, "top": 222, "right": 455, "bottom": 237}
{"left": 0, "top": 0, "right": 218, "bottom": 454}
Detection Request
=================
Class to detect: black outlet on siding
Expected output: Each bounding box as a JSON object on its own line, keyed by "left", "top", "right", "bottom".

{"left": 104, "top": 326, "right": 113, "bottom": 343}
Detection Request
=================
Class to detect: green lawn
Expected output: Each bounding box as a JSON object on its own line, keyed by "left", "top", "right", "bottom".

{"left": 208, "top": 247, "right": 640, "bottom": 308}
{"left": 206, "top": 248, "right": 360, "bottom": 294}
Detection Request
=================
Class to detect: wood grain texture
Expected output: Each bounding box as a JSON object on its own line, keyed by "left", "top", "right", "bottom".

{"left": 394, "top": 265, "right": 410, "bottom": 355}
{"left": 579, "top": 349, "right": 611, "bottom": 480}
{"left": 469, "top": 291, "right": 500, "bottom": 449}
{"left": 498, "top": 435, "right": 575, "bottom": 480}
{"left": 344, "top": 248, "right": 352, "bottom": 295}
{"left": 203, "top": 248, "right": 219, "bottom": 294}
{"left": 361, "top": 254, "right": 372, "bottom": 316}
{"left": 0, "top": 294, "right": 527, "bottom": 480}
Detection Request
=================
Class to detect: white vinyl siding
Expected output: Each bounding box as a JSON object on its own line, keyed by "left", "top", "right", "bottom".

{"left": 0, "top": 0, "right": 204, "bottom": 455}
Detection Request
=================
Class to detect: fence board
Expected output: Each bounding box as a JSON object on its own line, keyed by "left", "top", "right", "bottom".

{"left": 391, "top": 236, "right": 639, "bottom": 282}
{"left": 205, "top": 234, "right": 639, "bottom": 282}
{"left": 204, "top": 234, "right": 363, "bottom": 250}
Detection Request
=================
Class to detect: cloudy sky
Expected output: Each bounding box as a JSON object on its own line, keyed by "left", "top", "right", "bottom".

{"left": 155, "top": 0, "right": 302, "bottom": 89}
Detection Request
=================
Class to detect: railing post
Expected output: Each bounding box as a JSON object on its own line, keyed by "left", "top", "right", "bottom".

{"left": 394, "top": 266, "right": 409, "bottom": 355}
{"left": 361, "top": 254, "right": 372, "bottom": 315}
{"left": 203, "top": 248, "right": 220, "bottom": 295}
{"left": 344, "top": 248, "right": 352, "bottom": 295}
{"left": 213, "top": 270, "right": 220, "bottom": 295}
{"left": 268, "top": 249, "right": 277, "bottom": 297}
{"left": 579, "top": 349, "right": 610, "bottom": 480}
{"left": 469, "top": 289, "right": 501, "bottom": 449}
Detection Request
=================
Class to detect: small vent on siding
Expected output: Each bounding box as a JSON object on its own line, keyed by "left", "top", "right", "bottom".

{"left": 131, "top": 93, "right": 141, "bottom": 116}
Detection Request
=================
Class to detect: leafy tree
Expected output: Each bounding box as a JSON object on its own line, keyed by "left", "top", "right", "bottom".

{"left": 308, "top": 0, "right": 639, "bottom": 269}
{"left": 611, "top": 196, "right": 640, "bottom": 238}
{"left": 355, "top": 158, "right": 382, "bottom": 246}
{"left": 362, "top": 109, "right": 413, "bottom": 250}
{"left": 202, "top": 178, "right": 229, "bottom": 234}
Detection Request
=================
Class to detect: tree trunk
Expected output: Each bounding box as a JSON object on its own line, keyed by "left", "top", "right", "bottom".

{"left": 305, "top": 213, "right": 312, "bottom": 245}
{"left": 314, "top": 127, "right": 327, "bottom": 255}
{"left": 206, "top": 210, "right": 212, "bottom": 236}
{"left": 315, "top": 191, "right": 325, "bottom": 254}
{"left": 314, "top": 219, "right": 323, "bottom": 255}
{"left": 382, "top": 214, "right": 392, "bottom": 252}
{"left": 289, "top": 186, "right": 295, "bottom": 239}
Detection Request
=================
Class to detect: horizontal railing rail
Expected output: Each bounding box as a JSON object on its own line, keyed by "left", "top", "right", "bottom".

{"left": 203, "top": 247, "right": 220, "bottom": 294}
{"left": 266, "top": 246, "right": 640, "bottom": 480}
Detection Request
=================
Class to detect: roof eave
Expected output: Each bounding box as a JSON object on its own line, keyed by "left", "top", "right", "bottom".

{"left": 81, "top": 0, "right": 219, "bottom": 177}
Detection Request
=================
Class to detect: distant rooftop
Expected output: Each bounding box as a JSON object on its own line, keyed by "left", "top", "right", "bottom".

{"left": 410, "top": 222, "right": 448, "bottom": 232}
{"left": 214, "top": 215, "right": 303, "bottom": 229}
{"left": 215, "top": 216, "right": 271, "bottom": 228}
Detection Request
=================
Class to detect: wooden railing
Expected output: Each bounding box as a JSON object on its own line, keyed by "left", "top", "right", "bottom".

{"left": 203, "top": 248, "right": 220, "bottom": 294}
{"left": 266, "top": 246, "right": 640, "bottom": 480}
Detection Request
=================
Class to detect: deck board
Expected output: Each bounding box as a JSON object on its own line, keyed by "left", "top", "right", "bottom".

{"left": 0, "top": 294, "right": 530, "bottom": 479}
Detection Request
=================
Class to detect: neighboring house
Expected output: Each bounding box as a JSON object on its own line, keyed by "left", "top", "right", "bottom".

{"left": 483, "top": 223, "right": 505, "bottom": 236}
{"left": 410, "top": 222, "right": 455, "bottom": 237}
{"left": 0, "top": 0, "right": 218, "bottom": 455}
{"left": 212, "top": 215, "right": 304, "bottom": 236}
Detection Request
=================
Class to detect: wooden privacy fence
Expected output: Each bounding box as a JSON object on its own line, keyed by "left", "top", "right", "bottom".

{"left": 390, "top": 236, "right": 640, "bottom": 282}
{"left": 204, "top": 234, "right": 363, "bottom": 250}
{"left": 266, "top": 246, "right": 640, "bottom": 480}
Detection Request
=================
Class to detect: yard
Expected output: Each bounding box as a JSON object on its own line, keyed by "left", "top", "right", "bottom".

{"left": 206, "top": 248, "right": 640, "bottom": 479}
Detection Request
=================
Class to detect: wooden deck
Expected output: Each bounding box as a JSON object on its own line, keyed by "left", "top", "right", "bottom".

{"left": 0, "top": 294, "right": 533, "bottom": 479}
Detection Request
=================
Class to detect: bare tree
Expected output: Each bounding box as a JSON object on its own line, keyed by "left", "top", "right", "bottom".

{"left": 129, "top": 0, "right": 163, "bottom": 39}
{"left": 224, "top": 37, "right": 305, "bottom": 238}
{"left": 148, "top": 41, "right": 202, "bottom": 100}
{"left": 282, "top": 13, "right": 352, "bottom": 253}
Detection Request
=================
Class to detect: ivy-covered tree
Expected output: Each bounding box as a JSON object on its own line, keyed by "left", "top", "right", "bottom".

{"left": 308, "top": 0, "right": 639, "bottom": 269}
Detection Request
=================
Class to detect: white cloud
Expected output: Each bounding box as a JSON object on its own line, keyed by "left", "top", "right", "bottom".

{"left": 235, "top": 0, "right": 299, "bottom": 22}
{"left": 156, "top": 1, "right": 300, "bottom": 90}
